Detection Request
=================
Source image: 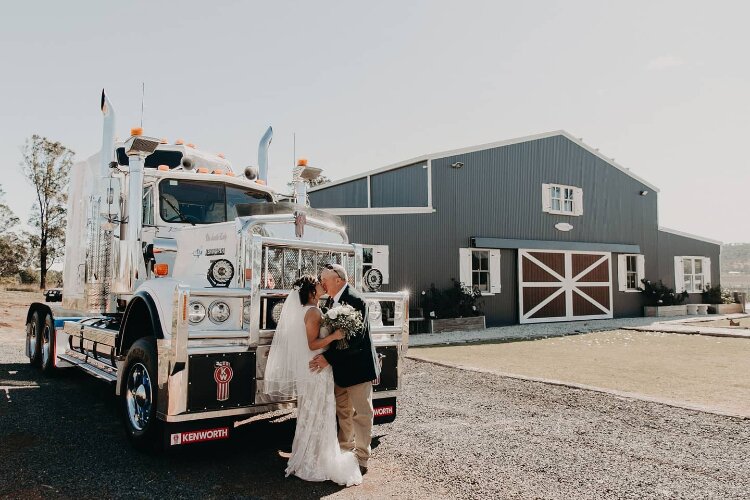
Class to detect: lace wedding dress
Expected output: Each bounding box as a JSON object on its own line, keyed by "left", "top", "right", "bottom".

{"left": 265, "top": 297, "right": 362, "bottom": 486}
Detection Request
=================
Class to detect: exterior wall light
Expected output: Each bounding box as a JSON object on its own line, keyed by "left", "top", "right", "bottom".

{"left": 640, "top": 190, "right": 649, "bottom": 196}
{"left": 450, "top": 162, "right": 464, "bottom": 169}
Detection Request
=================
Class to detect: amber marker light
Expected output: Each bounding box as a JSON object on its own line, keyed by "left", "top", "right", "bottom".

{"left": 160, "top": 137, "right": 168, "bottom": 144}
{"left": 244, "top": 269, "right": 252, "bottom": 281}
{"left": 182, "top": 295, "right": 188, "bottom": 322}
{"left": 131, "top": 127, "right": 143, "bottom": 136}
{"left": 212, "top": 169, "right": 225, "bottom": 175}
{"left": 217, "top": 152, "right": 226, "bottom": 159}
{"left": 225, "top": 171, "right": 234, "bottom": 176}
{"left": 175, "top": 139, "right": 184, "bottom": 145}
{"left": 196, "top": 167, "right": 209, "bottom": 173}
{"left": 187, "top": 143, "right": 196, "bottom": 148}
{"left": 154, "top": 263, "right": 169, "bottom": 276}
{"left": 157, "top": 165, "right": 169, "bottom": 171}
{"left": 256, "top": 179, "right": 266, "bottom": 185}
{"left": 297, "top": 158, "right": 308, "bottom": 167}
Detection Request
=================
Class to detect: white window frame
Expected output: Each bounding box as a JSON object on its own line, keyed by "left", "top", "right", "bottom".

{"left": 617, "top": 254, "right": 645, "bottom": 292}
{"left": 361, "top": 244, "right": 389, "bottom": 285}
{"left": 674, "top": 256, "right": 712, "bottom": 293}
{"left": 459, "top": 248, "right": 501, "bottom": 295}
{"left": 542, "top": 183, "right": 583, "bottom": 216}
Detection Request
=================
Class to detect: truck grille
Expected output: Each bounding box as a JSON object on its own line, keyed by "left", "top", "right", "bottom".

{"left": 261, "top": 246, "right": 355, "bottom": 289}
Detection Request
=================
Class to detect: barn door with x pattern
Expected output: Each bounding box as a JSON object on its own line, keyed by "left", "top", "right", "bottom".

{"left": 518, "top": 249, "right": 613, "bottom": 324}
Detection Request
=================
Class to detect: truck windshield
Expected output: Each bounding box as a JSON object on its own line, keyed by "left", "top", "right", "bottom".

{"left": 158, "top": 179, "right": 272, "bottom": 224}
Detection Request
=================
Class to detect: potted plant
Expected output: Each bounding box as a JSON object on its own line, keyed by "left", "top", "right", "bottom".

{"left": 702, "top": 285, "right": 743, "bottom": 314}
{"left": 640, "top": 279, "right": 689, "bottom": 317}
{"left": 421, "top": 279, "right": 485, "bottom": 333}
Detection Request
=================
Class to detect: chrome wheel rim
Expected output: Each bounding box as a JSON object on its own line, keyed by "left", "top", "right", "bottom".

{"left": 125, "top": 363, "right": 153, "bottom": 431}
{"left": 41, "top": 323, "right": 51, "bottom": 365}
{"left": 27, "top": 319, "right": 37, "bottom": 360}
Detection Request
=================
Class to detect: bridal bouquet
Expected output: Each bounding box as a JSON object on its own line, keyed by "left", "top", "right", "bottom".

{"left": 323, "top": 304, "right": 364, "bottom": 350}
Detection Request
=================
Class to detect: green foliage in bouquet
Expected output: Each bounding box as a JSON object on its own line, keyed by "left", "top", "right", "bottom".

{"left": 421, "top": 279, "right": 483, "bottom": 319}
{"left": 639, "top": 279, "right": 688, "bottom": 306}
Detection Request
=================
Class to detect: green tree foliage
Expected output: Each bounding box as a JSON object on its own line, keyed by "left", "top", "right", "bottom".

{"left": 0, "top": 186, "right": 20, "bottom": 235}
{"left": 21, "top": 135, "right": 74, "bottom": 289}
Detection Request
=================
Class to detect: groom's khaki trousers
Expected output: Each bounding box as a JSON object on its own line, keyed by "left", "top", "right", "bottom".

{"left": 334, "top": 381, "right": 373, "bottom": 467}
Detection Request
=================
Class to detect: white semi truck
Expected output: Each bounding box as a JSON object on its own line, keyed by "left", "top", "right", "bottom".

{"left": 24, "top": 91, "right": 408, "bottom": 450}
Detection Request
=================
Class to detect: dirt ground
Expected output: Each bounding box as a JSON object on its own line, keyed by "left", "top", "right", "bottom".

{"left": 685, "top": 316, "right": 750, "bottom": 328}
{"left": 410, "top": 329, "right": 750, "bottom": 418}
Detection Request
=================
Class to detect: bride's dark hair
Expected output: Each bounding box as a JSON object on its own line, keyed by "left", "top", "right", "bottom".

{"left": 294, "top": 275, "right": 318, "bottom": 304}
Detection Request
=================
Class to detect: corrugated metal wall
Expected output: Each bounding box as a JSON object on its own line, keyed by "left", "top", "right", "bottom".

{"left": 657, "top": 230, "right": 721, "bottom": 304}
{"left": 371, "top": 162, "right": 428, "bottom": 207}
{"left": 308, "top": 178, "right": 368, "bottom": 208}
{"left": 310, "top": 134, "right": 720, "bottom": 325}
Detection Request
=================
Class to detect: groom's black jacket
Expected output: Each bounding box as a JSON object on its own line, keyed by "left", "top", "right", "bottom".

{"left": 322, "top": 285, "right": 378, "bottom": 387}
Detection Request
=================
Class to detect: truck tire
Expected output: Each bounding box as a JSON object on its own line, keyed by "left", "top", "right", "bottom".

{"left": 121, "top": 337, "right": 163, "bottom": 452}
{"left": 40, "top": 312, "right": 57, "bottom": 375}
{"left": 26, "top": 310, "right": 42, "bottom": 367}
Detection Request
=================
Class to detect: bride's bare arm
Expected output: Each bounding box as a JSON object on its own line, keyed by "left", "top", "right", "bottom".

{"left": 305, "top": 309, "right": 344, "bottom": 350}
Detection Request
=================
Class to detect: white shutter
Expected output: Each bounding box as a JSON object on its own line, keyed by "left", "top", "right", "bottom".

{"left": 617, "top": 255, "right": 627, "bottom": 292}
{"left": 703, "top": 257, "right": 712, "bottom": 288}
{"left": 573, "top": 187, "right": 583, "bottom": 216}
{"left": 459, "top": 248, "right": 472, "bottom": 288}
{"left": 674, "top": 257, "right": 685, "bottom": 293}
{"left": 489, "top": 249, "right": 501, "bottom": 294}
{"left": 636, "top": 254, "right": 646, "bottom": 289}
{"left": 372, "top": 245, "right": 389, "bottom": 284}
{"left": 541, "top": 184, "right": 551, "bottom": 213}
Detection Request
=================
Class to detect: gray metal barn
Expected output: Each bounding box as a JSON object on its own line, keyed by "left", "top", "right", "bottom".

{"left": 308, "top": 131, "right": 721, "bottom": 326}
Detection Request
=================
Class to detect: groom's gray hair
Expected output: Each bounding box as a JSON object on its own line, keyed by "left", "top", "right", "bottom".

{"left": 324, "top": 263, "right": 348, "bottom": 282}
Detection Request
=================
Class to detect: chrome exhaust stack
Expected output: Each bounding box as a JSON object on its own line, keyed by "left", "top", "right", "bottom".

{"left": 258, "top": 126, "right": 273, "bottom": 184}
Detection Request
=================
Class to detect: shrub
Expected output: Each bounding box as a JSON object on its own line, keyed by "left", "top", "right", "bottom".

{"left": 702, "top": 285, "right": 736, "bottom": 305}
{"left": 640, "top": 279, "right": 688, "bottom": 306}
{"left": 421, "top": 279, "right": 483, "bottom": 319}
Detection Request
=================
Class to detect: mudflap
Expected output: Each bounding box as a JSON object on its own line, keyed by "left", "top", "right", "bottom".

{"left": 162, "top": 417, "right": 235, "bottom": 450}
{"left": 373, "top": 396, "right": 396, "bottom": 425}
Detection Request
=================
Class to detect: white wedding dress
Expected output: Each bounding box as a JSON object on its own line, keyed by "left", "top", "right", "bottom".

{"left": 264, "top": 295, "right": 362, "bottom": 487}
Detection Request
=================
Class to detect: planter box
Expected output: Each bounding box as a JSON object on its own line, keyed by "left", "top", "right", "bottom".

{"left": 429, "top": 315, "right": 486, "bottom": 333}
{"left": 643, "top": 305, "right": 687, "bottom": 317}
{"left": 707, "top": 303, "right": 744, "bottom": 314}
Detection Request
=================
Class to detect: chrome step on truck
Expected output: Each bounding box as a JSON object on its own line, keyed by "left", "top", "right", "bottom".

{"left": 25, "top": 90, "right": 408, "bottom": 451}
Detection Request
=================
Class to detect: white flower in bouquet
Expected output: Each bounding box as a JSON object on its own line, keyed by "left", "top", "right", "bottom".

{"left": 322, "top": 304, "right": 363, "bottom": 350}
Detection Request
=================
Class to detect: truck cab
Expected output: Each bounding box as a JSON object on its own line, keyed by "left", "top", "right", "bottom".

{"left": 24, "top": 92, "right": 407, "bottom": 450}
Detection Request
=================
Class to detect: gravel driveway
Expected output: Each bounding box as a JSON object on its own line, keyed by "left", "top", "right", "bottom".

{"left": 2, "top": 291, "right": 749, "bottom": 498}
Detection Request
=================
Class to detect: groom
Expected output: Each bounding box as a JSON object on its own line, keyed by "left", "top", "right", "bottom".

{"left": 310, "top": 263, "right": 379, "bottom": 474}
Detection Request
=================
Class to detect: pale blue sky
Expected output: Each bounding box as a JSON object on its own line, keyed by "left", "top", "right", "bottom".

{"left": 1, "top": 1, "right": 748, "bottom": 242}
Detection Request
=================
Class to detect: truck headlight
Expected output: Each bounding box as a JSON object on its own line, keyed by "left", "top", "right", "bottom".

{"left": 369, "top": 301, "right": 382, "bottom": 323}
{"left": 242, "top": 301, "right": 252, "bottom": 324}
{"left": 208, "top": 301, "right": 231, "bottom": 323}
{"left": 188, "top": 301, "right": 207, "bottom": 324}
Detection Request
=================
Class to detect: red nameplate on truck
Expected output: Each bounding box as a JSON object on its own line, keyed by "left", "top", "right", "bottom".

{"left": 374, "top": 406, "right": 394, "bottom": 417}
{"left": 170, "top": 427, "right": 229, "bottom": 446}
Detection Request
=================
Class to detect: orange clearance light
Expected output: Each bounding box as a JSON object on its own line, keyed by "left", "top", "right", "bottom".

{"left": 217, "top": 152, "right": 226, "bottom": 159}
{"left": 160, "top": 137, "right": 168, "bottom": 144}
{"left": 182, "top": 295, "right": 188, "bottom": 322}
{"left": 256, "top": 179, "right": 266, "bottom": 185}
{"left": 212, "top": 169, "right": 225, "bottom": 175}
{"left": 175, "top": 138, "right": 184, "bottom": 145}
{"left": 157, "top": 164, "right": 169, "bottom": 171}
{"left": 187, "top": 143, "right": 196, "bottom": 149}
{"left": 154, "top": 263, "right": 169, "bottom": 276}
{"left": 131, "top": 127, "right": 143, "bottom": 136}
{"left": 244, "top": 269, "right": 252, "bottom": 281}
{"left": 297, "top": 158, "right": 308, "bottom": 167}
{"left": 196, "top": 167, "right": 209, "bottom": 173}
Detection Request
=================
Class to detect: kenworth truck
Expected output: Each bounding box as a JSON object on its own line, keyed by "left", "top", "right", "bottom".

{"left": 24, "top": 91, "right": 408, "bottom": 450}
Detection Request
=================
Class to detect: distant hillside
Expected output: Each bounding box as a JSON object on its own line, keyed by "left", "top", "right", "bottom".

{"left": 721, "top": 243, "right": 750, "bottom": 293}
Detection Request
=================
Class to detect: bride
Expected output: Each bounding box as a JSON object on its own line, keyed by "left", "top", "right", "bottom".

{"left": 264, "top": 275, "right": 363, "bottom": 487}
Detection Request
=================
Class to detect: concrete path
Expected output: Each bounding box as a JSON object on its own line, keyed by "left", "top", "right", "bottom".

{"left": 408, "top": 313, "right": 750, "bottom": 347}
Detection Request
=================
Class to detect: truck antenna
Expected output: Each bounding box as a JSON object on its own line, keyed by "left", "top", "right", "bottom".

{"left": 140, "top": 82, "right": 145, "bottom": 129}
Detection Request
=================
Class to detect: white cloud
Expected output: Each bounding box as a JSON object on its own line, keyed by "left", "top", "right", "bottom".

{"left": 646, "top": 55, "right": 685, "bottom": 70}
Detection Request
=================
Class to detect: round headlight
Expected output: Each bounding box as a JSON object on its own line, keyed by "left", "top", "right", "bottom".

{"left": 242, "top": 301, "right": 252, "bottom": 324}
{"left": 271, "top": 300, "right": 285, "bottom": 325}
{"left": 369, "top": 301, "right": 382, "bottom": 323}
{"left": 188, "top": 301, "right": 207, "bottom": 324}
{"left": 207, "top": 259, "right": 234, "bottom": 287}
{"left": 208, "top": 301, "right": 231, "bottom": 323}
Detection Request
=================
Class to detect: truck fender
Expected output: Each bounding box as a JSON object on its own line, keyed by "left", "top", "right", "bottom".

{"left": 118, "top": 291, "right": 164, "bottom": 355}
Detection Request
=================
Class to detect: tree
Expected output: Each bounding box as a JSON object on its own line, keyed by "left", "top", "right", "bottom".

{"left": 21, "top": 135, "right": 74, "bottom": 289}
{"left": 0, "top": 186, "right": 19, "bottom": 235}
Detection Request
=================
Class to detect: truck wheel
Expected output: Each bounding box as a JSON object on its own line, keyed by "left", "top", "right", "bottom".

{"left": 26, "top": 311, "right": 42, "bottom": 367}
{"left": 121, "top": 337, "right": 163, "bottom": 452}
{"left": 40, "top": 312, "right": 56, "bottom": 375}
